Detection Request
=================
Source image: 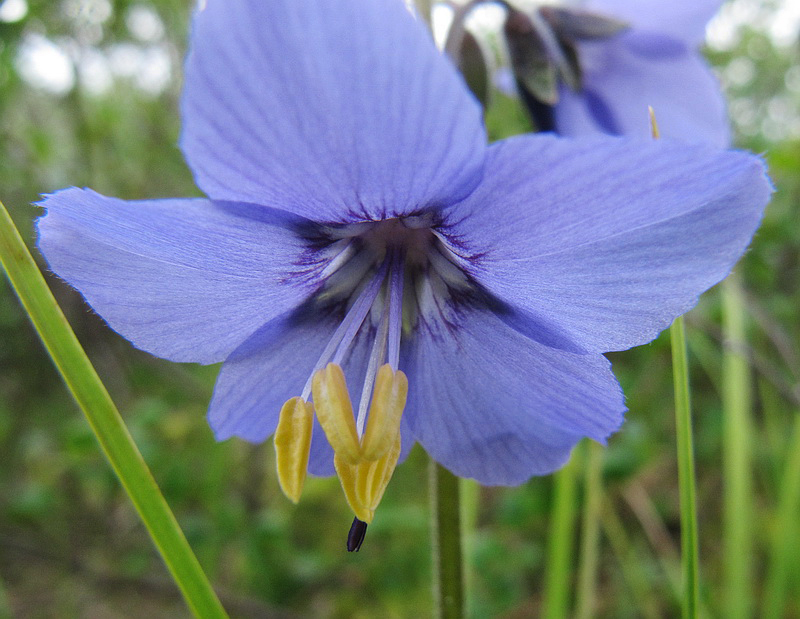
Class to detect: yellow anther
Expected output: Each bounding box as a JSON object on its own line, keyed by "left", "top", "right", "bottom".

{"left": 334, "top": 454, "right": 375, "bottom": 523}
{"left": 274, "top": 397, "right": 314, "bottom": 503}
{"left": 360, "top": 364, "right": 408, "bottom": 461}
{"left": 312, "top": 363, "right": 361, "bottom": 464}
{"left": 648, "top": 106, "right": 660, "bottom": 139}
{"left": 356, "top": 433, "right": 402, "bottom": 512}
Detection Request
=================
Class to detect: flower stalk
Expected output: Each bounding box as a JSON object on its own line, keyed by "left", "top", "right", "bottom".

{"left": 670, "top": 315, "right": 700, "bottom": 619}
{"left": 431, "top": 459, "right": 465, "bottom": 619}
{"left": 721, "top": 277, "right": 753, "bottom": 619}
{"left": 0, "top": 201, "right": 227, "bottom": 619}
{"left": 543, "top": 450, "right": 580, "bottom": 619}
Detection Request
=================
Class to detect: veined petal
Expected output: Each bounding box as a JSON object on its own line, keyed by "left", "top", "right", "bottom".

{"left": 36, "top": 189, "right": 311, "bottom": 364}
{"left": 446, "top": 135, "right": 771, "bottom": 353}
{"left": 181, "top": 0, "right": 486, "bottom": 221}
{"left": 402, "top": 307, "right": 625, "bottom": 485}
{"left": 585, "top": 0, "right": 723, "bottom": 46}
{"left": 555, "top": 34, "right": 730, "bottom": 145}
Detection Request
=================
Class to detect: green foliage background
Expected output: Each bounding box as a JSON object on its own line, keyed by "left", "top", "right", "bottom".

{"left": 1, "top": 0, "right": 798, "bottom": 616}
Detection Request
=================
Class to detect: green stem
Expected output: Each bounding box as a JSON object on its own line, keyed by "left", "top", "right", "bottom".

{"left": 762, "top": 412, "right": 800, "bottom": 619}
{"left": 670, "top": 316, "right": 700, "bottom": 619}
{"left": 431, "top": 459, "right": 465, "bottom": 619}
{"left": 575, "top": 441, "right": 603, "bottom": 619}
{"left": 721, "top": 277, "right": 753, "bottom": 619}
{"left": 460, "top": 477, "right": 479, "bottom": 615}
{"left": 0, "top": 202, "right": 227, "bottom": 619}
{"left": 543, "top": 449, "right": 580, "bottom": 619}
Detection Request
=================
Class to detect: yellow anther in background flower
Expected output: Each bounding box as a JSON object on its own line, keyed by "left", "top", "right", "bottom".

{"left": 274, "top": 397, "right": 314, "bottom": 503}
{"left": 334, "top": 454, "right": 375, "bottom": 523}
{"left": 312, "top": 363, "right": 361, "bottom": 464}
{"left": 361, "top": 364, "right": 408, "bottom": 461}
{"left": 356, "top": 433, "right": 402, "bottom": 512}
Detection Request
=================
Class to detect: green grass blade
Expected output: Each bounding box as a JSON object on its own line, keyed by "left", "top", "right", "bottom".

{"left": 721, "top": 277, "right": 753, "bottom": 619}
{"left": 670, "top": 315, "right": 700, "bottom": 619}
{"left": 543, "top": 449, "right": 580, "bottom": 619}
{"left": 575, "top": 441, "right": 603, "bottom": 619}
{"left": 762, "top": 412, "right": 800, "bottom": 619}
{"left": 0, "top": 201, "right": 227, "bottom": 618}
{"left": 431, "top": 459, "right": 464, "bottom": 619}
{"left": 460, "top": 477, "right": 479, "bottom": 617}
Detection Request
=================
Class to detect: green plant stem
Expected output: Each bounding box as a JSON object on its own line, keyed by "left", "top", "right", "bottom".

{"left": 459, "top": 477, "right": 479, "bottom": 616}
{"left": 543, "top": 449, "right": 580, "bottom": 619}
{"left": 721, "top": 277, "right": 753, "bottom": 619}
{"left": 431, "top": 459, "right": 464, "bottom": 619}
{"left": 670, "top": 315, "right": 700, "bottom": 619}
{"left": 575, "top": 441, "right": 603, "bottom": 619}
{"left": 762, "top": 412, "right": 800, "bottom": 619}
{"left": 0, "top": 202, "right": 227, "bottom": 619}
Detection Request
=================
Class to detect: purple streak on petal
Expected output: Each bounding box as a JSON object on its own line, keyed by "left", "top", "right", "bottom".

{"left": 401, "top": 306, "right": 625, "bottom": 485}
{"left": 556, "top": 34, "right": 730, "bottom": 145}
{"left": 585, "top": 0, "right": 723, "bottom": 46}
{"left": 446, "top": 136, "right": 771, "bottom": 354}
{"left": 36, "top": 188, "right": 311, "bottom": 364}
{"left": 181, "top": 0, "right": 486, "bottom": 221}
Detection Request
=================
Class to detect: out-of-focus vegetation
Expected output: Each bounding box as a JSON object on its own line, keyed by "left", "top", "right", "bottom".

{"left": 0, "top": 0, "right": 798, "bottom": 616}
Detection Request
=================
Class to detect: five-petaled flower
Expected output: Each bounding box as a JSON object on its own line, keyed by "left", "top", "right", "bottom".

{"left": 37, "top": 0, "right": 769, "bottom": 536}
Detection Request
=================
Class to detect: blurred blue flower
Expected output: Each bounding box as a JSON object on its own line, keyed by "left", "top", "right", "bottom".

{"left": 546, "top": 0, "right": 730, "bottom": 143}
{"left": 37, "top": 0, "right": 768, "bottom": 512}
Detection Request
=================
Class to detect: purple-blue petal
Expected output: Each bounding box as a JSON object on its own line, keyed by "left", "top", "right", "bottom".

{"left": 37, "top": 188, "right": 311, "bottom": 364}
{"left": 181, "top": 0, "right": 486, "bottom": 221}
{"left": 556, "top": 33, "right": 730, "bottom": 145}
{"left": 401, "top": 307, "right": 625, "bottom": 485}
{"left": 586, "top": 0, "right": 723, "bottom": 46}
{"left": 445, "top": 135, "right": 771, "bottom": 354}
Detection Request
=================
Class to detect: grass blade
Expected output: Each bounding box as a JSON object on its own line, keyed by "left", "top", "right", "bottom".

{"left": 575, "top": 441, "right": 603, "bottom": 619}
{"left": 543, "top": 449, "right": 580, "bottom": 619}
{"left": 0, "top": 201, "right": 227, "bottom": 618}
{"left": 762, "top": 412, "right": 800, "bottom": 619}
{"left": 670, "top": 315, "right": 700, "bottom": 619}
{"left": 721, "top": 277, "right": 753, "bottom": 619}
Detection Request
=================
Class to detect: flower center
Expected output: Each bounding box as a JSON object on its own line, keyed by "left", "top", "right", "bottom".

{"left": 274, "top": 214, "right": 473, "bottom": 545}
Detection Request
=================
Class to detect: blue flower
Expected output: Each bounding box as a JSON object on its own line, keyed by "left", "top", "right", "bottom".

{"left": 37, "top": 0, "right": 769, "bottom": 523}
{"left": 551, "top": 0, "right": 730, "bottom": 143}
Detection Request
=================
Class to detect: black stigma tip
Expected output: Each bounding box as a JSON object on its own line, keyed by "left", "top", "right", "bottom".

{"left": 347, "top": 517, "right": 368, "bottom": 552}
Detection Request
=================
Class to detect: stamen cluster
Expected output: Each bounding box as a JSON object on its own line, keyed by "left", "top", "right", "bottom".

{"left": 275, "top": 216, "right": 471, "bottom": 534}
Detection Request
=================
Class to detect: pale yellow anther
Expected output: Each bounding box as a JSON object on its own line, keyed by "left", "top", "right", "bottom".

{"left": 356, "top": 433, "right": 402, "bottom": 512}
{"left": 649, "top": 106, "right": 661, "bottom": 139}
{"left": 360, "top": 364, "right": 408, "bottom": 461}
{"left": 334, "top": 454, "right": 375, "bottom": 523}
{"left": 274, "top": 397, "right": 314, "bottom": 504}
{"left": 312, "top": 363, "right": 361, "bottom": 464}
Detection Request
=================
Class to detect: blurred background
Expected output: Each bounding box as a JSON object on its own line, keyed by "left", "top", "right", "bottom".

{"left": 0, "top": 0, "right": 798, "bottom": 616}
